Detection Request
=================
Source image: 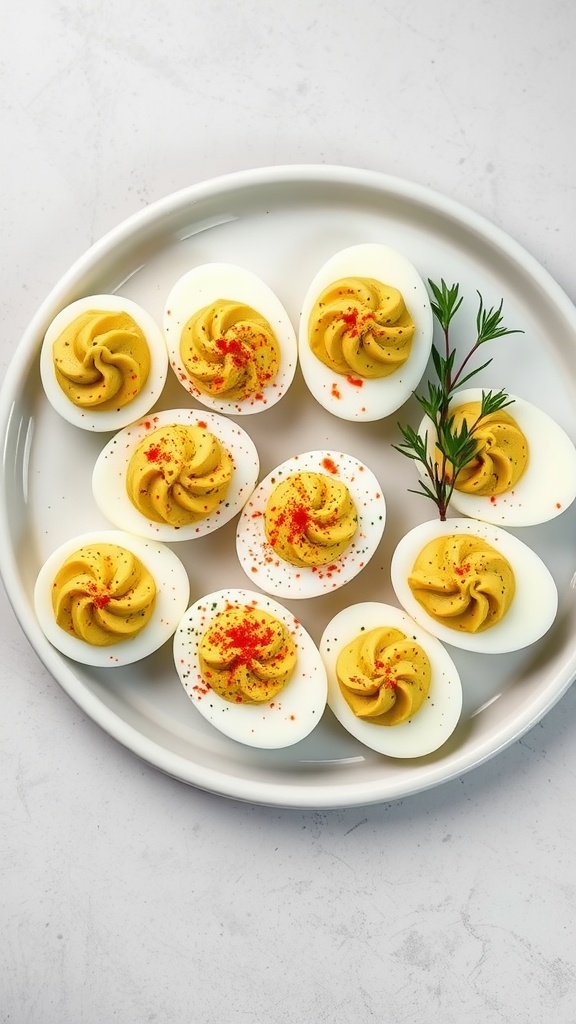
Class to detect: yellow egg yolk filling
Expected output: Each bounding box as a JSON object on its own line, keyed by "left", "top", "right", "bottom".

{"left": 126, "top": 423, "right": 234, "bottom": 526}
{"left": 52, "top": 309, "right": 151, "bottom": 410}
{"left": 337, "top": 626, "right": 431, "bottom": 725}
{"left": 440, "top": 401, "right": 529, "bottom": 496}
{"left": 179, "top": 299, "right": 280, "bottom": 400}
{"left": 308, "top": 276, "right": 415, "bottom": 379}
{"left": 264, "top": 471, "right": 358, "bottom": 568}
{"left": 198, "top": 605, "right": 297, "bottom": 704}
{"left": 408, "top": 534, "right": 515, "bottom": 633}
{"left": 52, "top": 543, "right": 156, "bottom": 646}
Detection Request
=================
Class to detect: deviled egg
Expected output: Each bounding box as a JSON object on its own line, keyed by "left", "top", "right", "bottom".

{"left": 418, "top": 388, "right": 576, "bottom": 526}
{"left": 164, "top": 263, "right": 297, "bottom": 415}
{"left": 390, "top": 518, "right": 558, "bottom": 654}
{"left": 34, "top": 529, "right": 190, "bottom": 667}
{"left": 298, "top": 243, "right": 433, "bottom": 421}
{"left": 236, "top": 450, "right": 386, "bottom": 599}
{"left": 320, "top": 602, "right": 463, "bottom": 757}
{"left": 39, "top": 294, "right": 168, "bottom": 431}
{"left": 92, "top": 409, "right": 259, "bottom": 541}
{"left": 173, "top": 588, "right": 328, "bottom": 748}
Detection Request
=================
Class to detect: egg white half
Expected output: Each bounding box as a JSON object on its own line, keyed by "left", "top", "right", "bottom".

{"left": 163, "top": 263, "right": 297, "bottom": 415}
{"left": 298, "top": 243, "right": 433, "bottom": 422}
{"left": 39, "top": 294, "right": 168, "bottom": 431}
{"left": 235, "top": 450, "right": 386, "bottom": 599}
{"left": 390, "top": 518, "right": 558, "bottom": 654}
{"left": 92, "top": 408, "right": 260, "bottom": 541}
{"left": 418, "top": 387, "right": 576, "bottom": 527}
{"left": 173, "top": 588, "right": 328, "bottom": 749}
{"left": 320, "top": 602, "right": 463, "bottom": 758}
{"left": 34, "top": 529, "right": 190, "bottom": 667}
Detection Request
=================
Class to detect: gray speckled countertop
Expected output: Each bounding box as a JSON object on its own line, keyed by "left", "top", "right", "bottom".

{"left": 2, "top": 1, "right": 576, "bottom": 1021}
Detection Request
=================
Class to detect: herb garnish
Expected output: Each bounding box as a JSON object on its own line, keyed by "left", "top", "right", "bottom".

{"left": 394, "top": 279, "right": 523, "bottom": 521}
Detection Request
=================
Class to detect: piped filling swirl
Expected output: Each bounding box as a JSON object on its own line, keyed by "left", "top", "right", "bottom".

{"left": 180, "top": 299, "right": 280, "bottom": 400}
{"left": 408, "top": 534, "right": 515, "bottom": 633}
{"left": 198, "top": 605, "right": 297, "bottom": 704}
{"left": 308, "top": 276, "right": 415, "bottom": 378}
{"left": 126, "top": 423, "right": 233, "bottom": 526}
{"left": 51, "top": 543, "right": 156, "bottom": 646}
{"left": 52, "top": 309, "right": 150, "bottom": 409}
{"left": 444, "top": 402, "right": 529, "bottom": 495}
{"left": 264, "top": 471, "right": 358, "bottom": 567}
{"left": 337, "top": 626, "right": 431, "bottom": 725}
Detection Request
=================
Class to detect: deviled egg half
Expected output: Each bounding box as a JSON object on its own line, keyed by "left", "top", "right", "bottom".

{"left": 92, "top": 408, "right": 260, "bottom": 542}
{"left": 391, "top": 518, "right": 558, "bottom": 654}
{"left": 173, "top": 588, "right": 328, "bottom": 749}
{"left": 34, "top": 529, "right": 190, "bottom": 667}
{"left": 235, "top": 450, "right": 386, "bottom": 599}
{"left": 39, "top": 294, "right": 168, "bottom": 431}
{"left": 320, "top": 602, "right": 463, "bottom": 758}
{"left": 418, "top": 387, "right": 576, "bottom": 527}
{"left": 164, "top": 263, "right": 297, "bottom": 415}
{"left": 298, "top": 243, "right": 433, "bottom": 421}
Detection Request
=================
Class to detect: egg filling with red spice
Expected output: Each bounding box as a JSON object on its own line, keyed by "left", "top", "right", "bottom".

{"left": 298, "top": 244, "right": 433, "bottom": 422}
{"left": 309, "top": 277, "right": 415, "bottom": 378}
{"left": 126, "top": 423, "right": 233, "bottom": 527}
{"left": 92, "top": 408, "right": 259, "bottom": 541}
{"left": 174, "top": 589, "right": 328, "bottom": 749}
{"left": 320, "top": 602, "right": 462, "bottom": 757}
{"left": 181, "top": 299, "right": 280, "bottom": 401}
{"left": 264, "top": 471, "right": 358, "bottom": 568}
{"left": 51, "top": 541, "right": 157, "bottom": 646}
{"left": 164, "top": 263, "right": 297, "bottom": 415}
{"left": 34, "top": 530, "right": 190, "bottom": 667}
{"left": 236, "top": 450, "right": 386, "bottom": 600}
{"left": 408, "top": 533, "right": 516, "bottom": 634}
{"left": 336, "top": 626, "right": 431, "bottom": 725}
{"left": 198, "top": 605, "right": 296, "bottom": 704}
{"left": 391, "top": 518, "right": 558, "bottom": 654}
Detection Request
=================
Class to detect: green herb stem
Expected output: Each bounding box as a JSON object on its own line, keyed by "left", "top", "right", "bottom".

{"left": 394, "top": 281, "right": 523, "bottom": 520}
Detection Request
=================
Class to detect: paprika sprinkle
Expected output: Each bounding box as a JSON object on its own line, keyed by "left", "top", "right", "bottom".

{"left": 198, "top": 605, "right": 297, "bottom": 704}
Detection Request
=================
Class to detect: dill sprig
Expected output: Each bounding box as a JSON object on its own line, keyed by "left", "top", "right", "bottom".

{"left": 394, "top": 279, "right": 523, "bottom": 520}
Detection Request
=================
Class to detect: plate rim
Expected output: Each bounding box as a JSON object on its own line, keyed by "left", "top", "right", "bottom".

{"left": 2, "top": 162, "right": 576, "bottom": 809}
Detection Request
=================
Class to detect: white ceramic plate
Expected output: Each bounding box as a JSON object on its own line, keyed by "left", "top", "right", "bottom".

{"left": 1, "top": 164, "right": 576, "bottom": 809}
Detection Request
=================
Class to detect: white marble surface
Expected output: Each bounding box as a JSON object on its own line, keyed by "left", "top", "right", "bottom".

{"left": 2, "top": 1, "right": 576, "bottom": 1021}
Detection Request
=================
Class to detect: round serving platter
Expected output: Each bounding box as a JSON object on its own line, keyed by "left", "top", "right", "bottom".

{"left": 1, "top": 164, "right": 576, "bottom": 809}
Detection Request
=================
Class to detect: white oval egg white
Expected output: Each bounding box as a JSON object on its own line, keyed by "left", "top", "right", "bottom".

{"left": 173, "top": 588, "right": 328, "bottom": 749}
{"left": 163, "top": 263, "right": 298, "bottom": 415}
{"left": 320, "top": 602, "right": 463, "bottom": 758}
{"left": 390, "top": 517, "right": 558, "bottom": 654}
{"left": 92, "top": 408, "right": 260, "bottom": 541}
{"left": 298, "top": 243, "right": 433, "bottom": 422}
{"left": 235, "top": 450, "right": 386, "bottom": 600}
{"left": 34, "top": 529, "right": 190, "bottom": 668}
{"left": 39, "top": 294, "right": 168, "bottom": 431}
{"left": 418, "top": 387, "right": 576, "bottom": 527}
